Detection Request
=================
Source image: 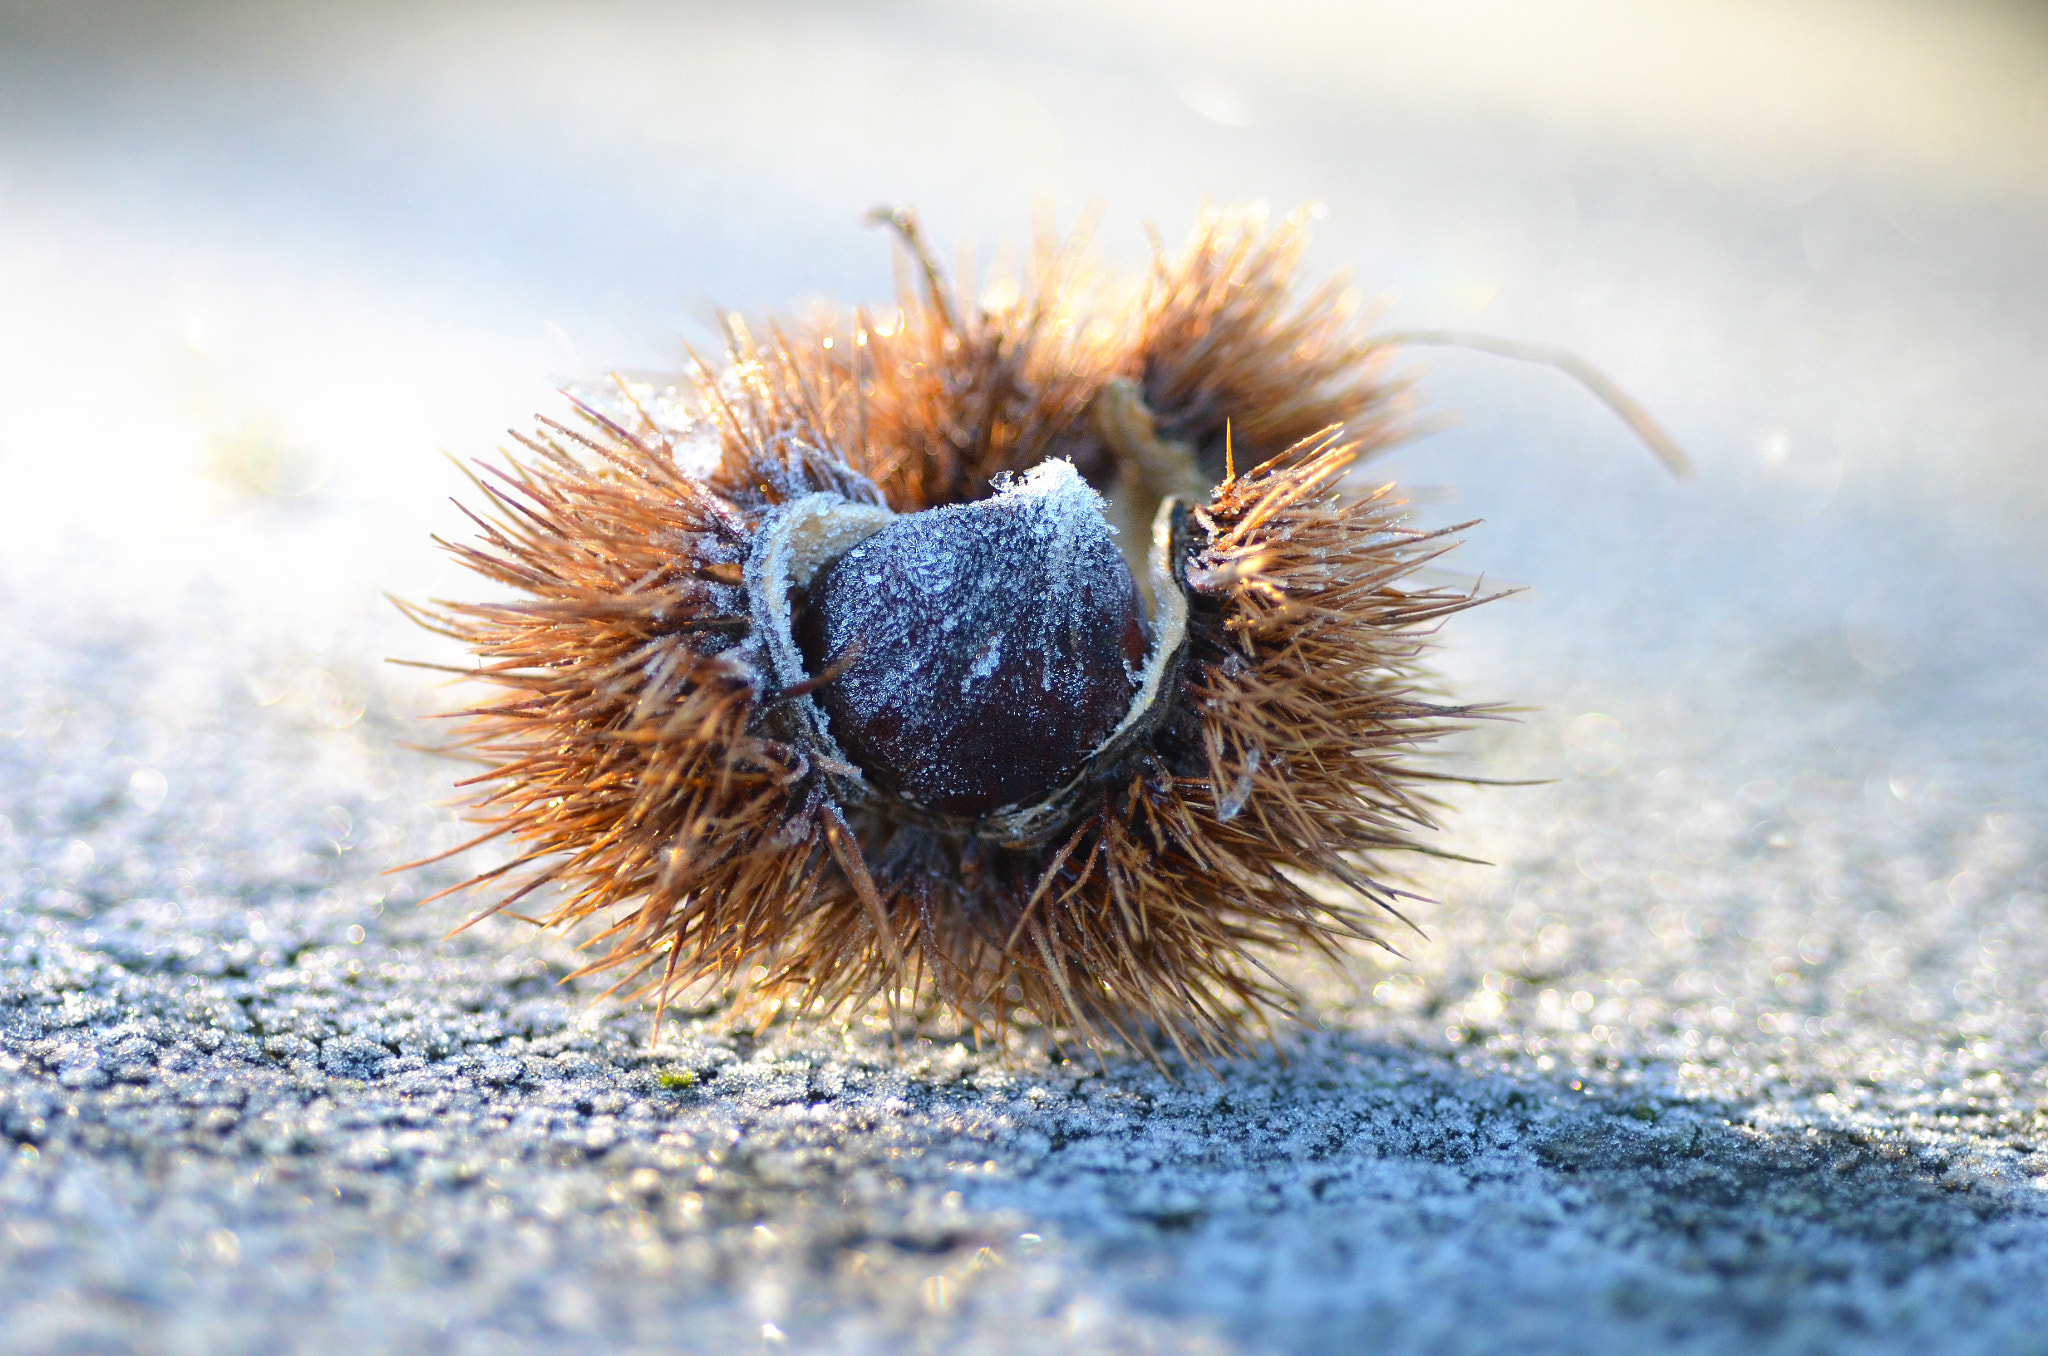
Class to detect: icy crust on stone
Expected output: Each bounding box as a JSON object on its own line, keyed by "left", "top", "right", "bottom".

{"left": 799, "top": 460, "right": 1150, "bottom": 820}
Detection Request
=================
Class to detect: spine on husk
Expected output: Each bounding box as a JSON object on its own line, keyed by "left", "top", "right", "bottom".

{"left": 414, "top": 205, "right": 1492, "bottom": 1059}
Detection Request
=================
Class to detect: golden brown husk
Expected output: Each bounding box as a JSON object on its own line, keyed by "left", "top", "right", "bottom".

{"left": 412, "top": 205, "right": 1488, "bottom": 1059}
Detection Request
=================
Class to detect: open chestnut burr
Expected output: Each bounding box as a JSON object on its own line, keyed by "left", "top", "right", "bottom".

{"left": 408, "top": 205, "right": 1583, "bottom": 1061}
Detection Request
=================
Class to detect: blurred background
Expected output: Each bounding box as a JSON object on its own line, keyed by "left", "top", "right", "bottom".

{"left": 3, "top": 0, "right": 2043, "bottom": 622}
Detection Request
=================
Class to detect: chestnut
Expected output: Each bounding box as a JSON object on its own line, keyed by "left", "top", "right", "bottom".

{"left": 413, "top": 202, "right": 1677, "bottom": 1056}
{"left": 793, "top": 461, "right": 1149, "bottom": 821}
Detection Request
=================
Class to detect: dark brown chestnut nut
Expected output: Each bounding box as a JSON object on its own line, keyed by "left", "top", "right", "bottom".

{"left": 794, "top": 460, "right": 1149, "bottom": 820}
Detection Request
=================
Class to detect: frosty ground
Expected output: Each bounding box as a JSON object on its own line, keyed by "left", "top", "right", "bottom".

{"left": 3, "top": 516, "right": 2045, "bottom": 1355}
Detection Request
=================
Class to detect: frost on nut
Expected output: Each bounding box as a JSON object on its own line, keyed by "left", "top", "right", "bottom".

{"left": 795, "top": 461, "right": 1149, "bottom": 819}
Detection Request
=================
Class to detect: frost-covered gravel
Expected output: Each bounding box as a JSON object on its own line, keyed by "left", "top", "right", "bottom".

{"left": 4, "top": 3, "right": 2047, "bottom": 1354}
{"left": 4, "top": 584, "right": 2046, "bottom": 1356}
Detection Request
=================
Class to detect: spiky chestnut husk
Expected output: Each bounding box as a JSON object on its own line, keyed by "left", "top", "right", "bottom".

{"left": 410, "top": 205, "right": 1490, "bottom": 1059}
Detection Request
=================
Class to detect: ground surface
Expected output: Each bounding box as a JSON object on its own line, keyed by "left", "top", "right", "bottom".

{"left": 2, "top": 3, "right": 2046, "bottom": 1353}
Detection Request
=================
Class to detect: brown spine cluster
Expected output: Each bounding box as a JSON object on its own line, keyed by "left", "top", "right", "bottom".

{"left": 408, "top": 205, "right": 1492, "bottom": 1060}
